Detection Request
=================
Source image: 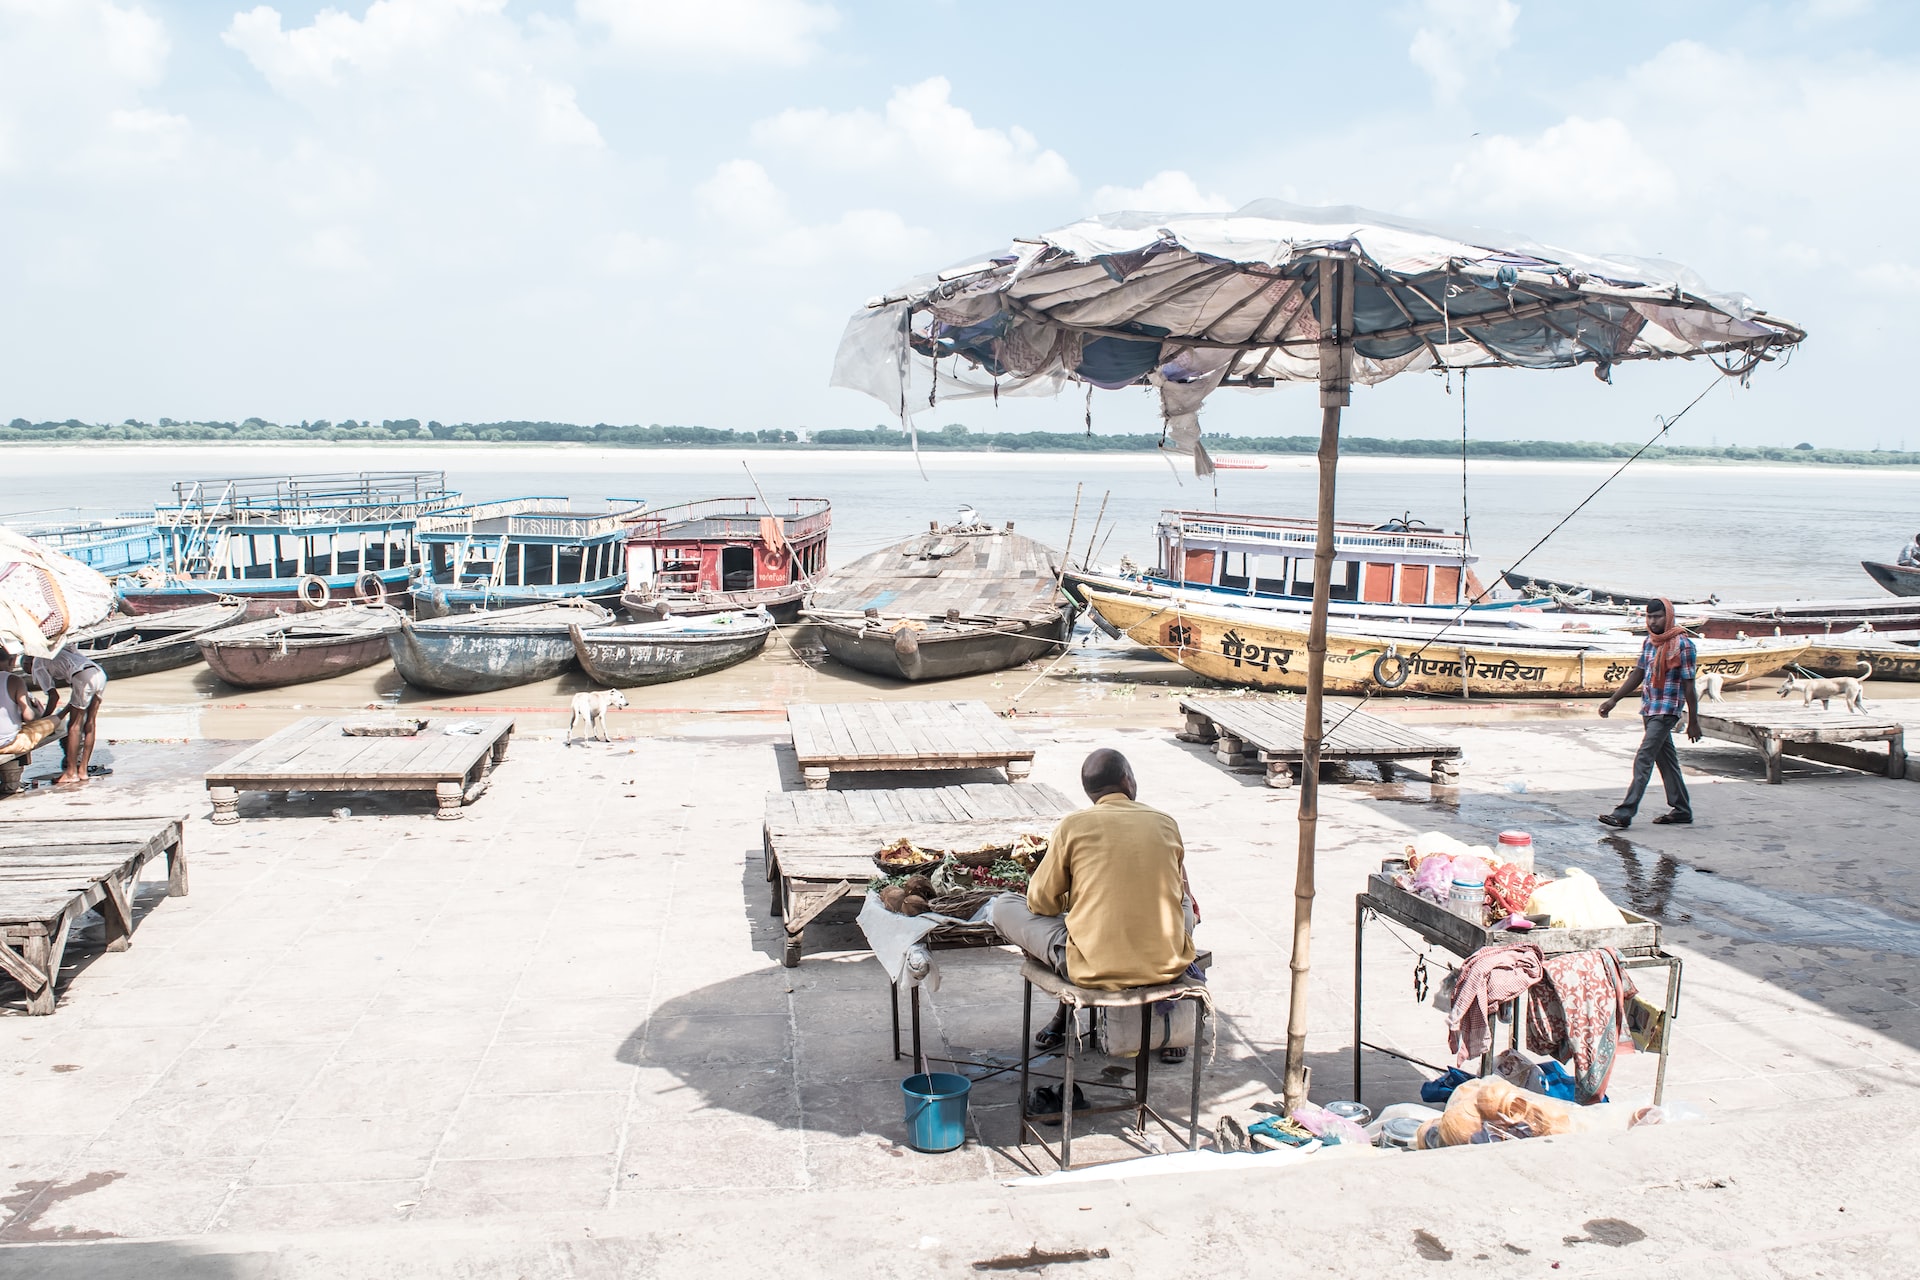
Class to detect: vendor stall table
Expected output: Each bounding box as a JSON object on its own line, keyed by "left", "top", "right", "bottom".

{"left": 786, "top": 700, "right": 1035, "bottom": 789}
{"left": 761, "top": 782, "right": 1073, "bottom": 967}
{"left": 1695, "top": 704, "right": 1905, "bottom": 784}
{"left": 1355, "top": 872, "right": 1681, "bottom": 1106}
{"left": 1179, "top": 694, "right": 1462, "bottom": 789}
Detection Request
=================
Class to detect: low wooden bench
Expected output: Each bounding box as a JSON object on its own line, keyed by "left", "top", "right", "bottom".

{"left": 205, "top": 716, "right": 514, "bottom": 822}
{"left": 0, "top": 814, "right": 187, "bottom": 1014}
{"left": 1696, "top": 705, "right": 1907, "bottom": 784}
{"left": 1177, "top": 694, "right": 1463, "bottom": 789}
{"left": 762, "top": 782, "right": 1073, "bottom": 967}
{"left": 787, "top": 700, "right": 1034, "bottom": 790}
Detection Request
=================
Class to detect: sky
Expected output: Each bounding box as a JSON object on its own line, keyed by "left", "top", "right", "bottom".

{"left": 2, "top": 0, "right": 1916, "bottom": 447}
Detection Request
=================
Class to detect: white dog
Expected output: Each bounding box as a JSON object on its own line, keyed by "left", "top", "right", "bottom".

{"left": 1778, "top": 662, "right": 1871, "bottom": 713}
{"left": 568, "top": 688, "right": 629, "bottom": 743}
{"left": 1700, "top": 671, "right": 1725, "bottom": 702}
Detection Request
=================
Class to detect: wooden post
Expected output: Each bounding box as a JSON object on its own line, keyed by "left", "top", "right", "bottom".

{"left": 1055, "top": 482, "right": 1083, "bottom": 593}
{"left": 1283, "top": 254, "right": 1353, "bottom": 1111}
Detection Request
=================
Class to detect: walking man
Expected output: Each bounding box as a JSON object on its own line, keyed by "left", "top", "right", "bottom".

{"left": 1597, "top": 596, "right": 1699, "bottom": 828}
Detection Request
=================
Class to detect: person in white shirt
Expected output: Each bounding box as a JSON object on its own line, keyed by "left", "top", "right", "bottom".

{"left": 30, "top": 648, "right": 107, "bottom": 786}
{"left": 1899, "top": 533, "right": 1920, "bottom": 568}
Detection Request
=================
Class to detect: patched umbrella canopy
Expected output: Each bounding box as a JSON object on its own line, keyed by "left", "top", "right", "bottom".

{"left": 832, "top": 200, "right": 1803, "bottom": 1109}
{"left": 833, "top": 199, "right": 1804, "bottom": 474}
{"left": 0, "top": 528, "right": 115, "bottom": 658}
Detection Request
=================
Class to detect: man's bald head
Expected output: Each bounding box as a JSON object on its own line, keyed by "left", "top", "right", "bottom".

{"left": 1081, "top": 748, "right": 1136, "bottom": 801}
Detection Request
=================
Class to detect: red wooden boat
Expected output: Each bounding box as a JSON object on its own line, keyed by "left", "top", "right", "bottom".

{"left": 620, "top": 498, "right": 830, "bottom": 622}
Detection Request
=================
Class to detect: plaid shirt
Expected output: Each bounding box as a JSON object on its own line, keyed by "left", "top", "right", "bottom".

{"left": 1636, "top": 636, "right": 1697, "bottom": 718}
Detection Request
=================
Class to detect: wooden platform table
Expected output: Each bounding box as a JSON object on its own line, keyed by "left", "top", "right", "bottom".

{"left": 762, "top": 782, "right": 1073, "bottom": 967}
{"left": 0, "top": 814, "right": 187, "bottom": 1014}
{"left": 787, "top": 700, "right": 1035, "bottom": 790}
{"left": 1696, "top": 704, "right": 1906, "bottom": 784}
{"left": 1178, "top": 694, "right": 1463, "bottom": 789}
{"left": 204, "top": 716, "right": 514, "bottom": 822}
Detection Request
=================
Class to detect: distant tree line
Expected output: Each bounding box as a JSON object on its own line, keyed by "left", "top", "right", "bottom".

{"left": 3, "top": 416, "right": 1914, "bottom": 467}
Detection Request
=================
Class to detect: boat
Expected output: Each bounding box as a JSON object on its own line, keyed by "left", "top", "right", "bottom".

{"left": 620, "top": 497, "right": 831, "bottom": 622}
{"left": 6, "top": 514, "right": 162, "bottom": 578}
{"left": 1794, "top": 629, "right": 1920, "bottom": 682}
{"left": 1061, "top": 509, "right": 1635, "bottom": 633}
{"left": 66, "top": 601, "right": 251, "bottom": 678}
{"left": 805, "top": 518, "right": 1073, "bottom": 681}
{"left": 196, "top": 605, "right": 406, "bottom": 689}
{"left": 388, "top": 600, "right": 614, "bottom": 693}
{"left": 1862, "top": 560, "right": 1920, "bottom": 597}
{"left": 117, "top": 472, "right": 456, "bottom": 615}
{"left": 409, "top": 498, "right": 650, "bottom": 617}
{"left": 570, "top": 611, "right": 774, "bottom": 687}
{"left": 1690, "top": 595, "right": 1920, "bottom": 638}
{"left": 1498, "top": 571, "right": 1712, "bottom": 609}
{"left": 1080, "top": 588, "right": 1806, "bottom": 698}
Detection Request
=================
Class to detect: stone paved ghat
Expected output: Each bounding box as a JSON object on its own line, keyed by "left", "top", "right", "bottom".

{"left": 0, "top": 713, "right": 1916, "bottom": 1269}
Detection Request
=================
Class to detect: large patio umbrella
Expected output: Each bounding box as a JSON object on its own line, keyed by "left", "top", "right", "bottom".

{"left": 831, "top": 200, "right": 1804, "bottom": 1107}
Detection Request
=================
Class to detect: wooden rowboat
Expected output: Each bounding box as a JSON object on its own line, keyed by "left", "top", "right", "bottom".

{"left": 804, "top": 521, "right": 1073, "bottom": 682}
{"left": 1794, "top": 630, "right": 1920, "bottom": 682}
{"left": 197, "top": 605, "right": 406, "bottom": 689}
{"left": 621, "top": 584, "right": 806, "bottom": 623}
{"left": 1862, "top": 560, "right": 1920, "bottom": 597}
{"left": 67, "top": 602, "right": 250, "bottom": 678}
{"left": 389, "top": 600, "right": 613, "bottom": 694}
{"left": 1081, "top": 588, "right": 1806, "bottom": 698}
{"left": 571, "top": 611, "right": 773, "bottom": 687}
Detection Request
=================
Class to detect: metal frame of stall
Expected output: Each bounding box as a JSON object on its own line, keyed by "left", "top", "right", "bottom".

{"left": 1353, "top": 876, "right": 1682, "bottom": 1107}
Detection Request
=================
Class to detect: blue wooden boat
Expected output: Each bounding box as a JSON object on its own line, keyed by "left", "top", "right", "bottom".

{"left": 409, "top": 498, "right": 648, "bottom": 617}
{"left": 570, "top": 610, "right": 773, "bottom": 687}
{"left": 389, "top": 600, "right": 614, "bottom": 693}
{"left": 7, "top": 514, "right": 162, "bottom": 578}
{"left": 116, "top": 473, "right": 456, "bottom": 616}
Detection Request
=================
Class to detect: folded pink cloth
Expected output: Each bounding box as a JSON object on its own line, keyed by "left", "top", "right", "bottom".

{"left": 1447, "top": 942, "right": 1545, "bottom": 1063}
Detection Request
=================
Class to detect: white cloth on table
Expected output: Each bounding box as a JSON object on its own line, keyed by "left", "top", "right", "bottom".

{"left": 855, "top": 892, "right": 993, "bottom": 992}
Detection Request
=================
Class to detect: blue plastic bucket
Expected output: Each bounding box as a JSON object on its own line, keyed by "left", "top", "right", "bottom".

{"left": 901, "top": 1072, "right": 971, "bottom": 1152}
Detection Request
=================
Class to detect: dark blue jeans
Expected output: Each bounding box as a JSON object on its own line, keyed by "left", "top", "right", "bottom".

{"left": 1612, "top": 713, "right": 1690, "bottom": 823}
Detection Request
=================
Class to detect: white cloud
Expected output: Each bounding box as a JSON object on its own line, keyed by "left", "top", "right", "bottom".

{"left": 1408, "top": 0, "right": 1517, "bottom": 103}
{"left": 603, "top": 231, "right": 672, "bottom": 276}
{"left": 1448, "top": 116, "right": 1675, "bottom": 216}
{"left": 578, "top": 0, "right": 837, "bottom": 67}
{"left": 0, "top": 0, "right": 180, "bottom": 176}
{"left": 1091, "top": 170, "right": 1232, "bottom": 214}
{"left": 693, "top": 158, "right": 931, "bottom": 267}
{"left": 225, "top": 0, "right": 603, "bottom": 150}
{"left": 752, "top": 77, "right": 1074, "bottom": 200}
{"left": 696, "top": 159, "right": 790, "bottom": 232}
{"left": 294, "top": 226, "right": 370, "bottom": 273}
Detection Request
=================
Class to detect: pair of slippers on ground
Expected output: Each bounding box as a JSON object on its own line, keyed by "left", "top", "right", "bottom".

{"left": 1597, "top": 811, "right": 1690, "bottom": 828}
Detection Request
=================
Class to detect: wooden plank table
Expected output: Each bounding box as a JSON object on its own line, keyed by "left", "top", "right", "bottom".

{"left": 761, "top": 782, "right": 1074, "bottom": 967}
{"left": 787, "top": 700, "right": 1035, "bottom": 790}
{"left": 204, "top": 716, "right": 514, "bottom": 822}
{"left": 1696, "top": 704, "right": 1906, "bottom": 784}
{"left": 1177, "top": 694, "right": 1463, "bottom": 789}
{"left": 0, "top": 814, "right": 187, "bottom": 1014}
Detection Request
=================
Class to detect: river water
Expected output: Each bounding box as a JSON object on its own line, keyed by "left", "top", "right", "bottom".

{"left": 7, "top": 444, "right": 1915, "bottom": 600}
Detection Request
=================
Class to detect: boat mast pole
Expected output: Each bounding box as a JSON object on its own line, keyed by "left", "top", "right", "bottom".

{"left": 1283, "top": 253, "right": 1353, "bottom": 1112}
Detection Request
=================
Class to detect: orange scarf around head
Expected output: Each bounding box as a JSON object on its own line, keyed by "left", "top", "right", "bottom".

{"left": 1646, "top": 596, "right": 1687, "bottom": 685}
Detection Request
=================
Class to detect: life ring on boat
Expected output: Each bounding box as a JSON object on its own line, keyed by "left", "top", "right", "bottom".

{"left": 353, "top": 572, "right": 386, "bottom": 606}
{"left": 297, "top": 575, "right": 331, "bottom": 609}
{"left": 1372, "top": 646, "right": 1411, "bottom": 690}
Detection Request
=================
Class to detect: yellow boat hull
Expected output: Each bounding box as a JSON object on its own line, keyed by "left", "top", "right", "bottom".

{"left": 1084, "top": 589, "right": 1806, "bottom": 698}
{"left": 1796, "top": 639, "right": 1920, "bottom": 682}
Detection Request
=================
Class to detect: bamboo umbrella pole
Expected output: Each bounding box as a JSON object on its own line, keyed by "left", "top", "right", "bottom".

{"left": 1283, "top": 254, "right": 1353, "bottom": 1111}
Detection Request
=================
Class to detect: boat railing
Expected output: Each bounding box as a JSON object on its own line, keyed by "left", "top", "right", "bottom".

{"left": 158, "top": 472, "right": 456, "bottom": 527}
{"left": 1161, "top": 513, "right": 1470, "bottom": 559}
{"left": 625, "top": 497, "right": 832, "bottom": 544}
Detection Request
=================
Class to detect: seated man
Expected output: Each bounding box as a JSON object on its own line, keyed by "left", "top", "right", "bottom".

{"left": 1900, "top": 532, "right": 1920, "bottom": 568}
{"left": 30, "top": 646, "right": 108, "bottom": 786}
{"left": 1, "top": 648, "right": 64, "bottom": 793}
{"left": 992, "top": 748, "right": 1197, "bottom": 1063}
